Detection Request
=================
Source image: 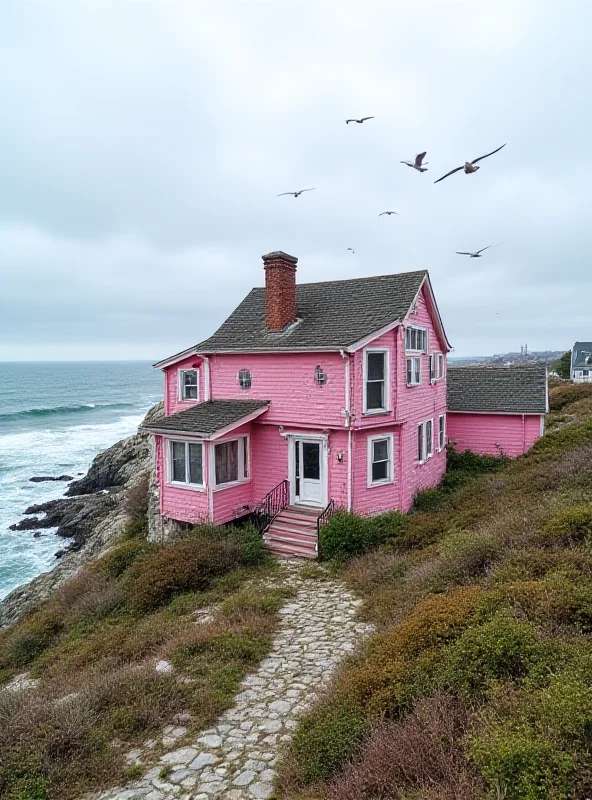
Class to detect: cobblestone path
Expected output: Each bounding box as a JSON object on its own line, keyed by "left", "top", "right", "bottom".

{"left": 90, "top": 562, "right": 371, "bottom": 800}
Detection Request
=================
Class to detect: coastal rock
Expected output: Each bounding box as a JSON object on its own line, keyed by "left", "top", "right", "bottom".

{"left": 0, "top": 403, "right": 164, "bottom": 630}
{"left": 29, "top": 474, "right": 74, "bottom": 483}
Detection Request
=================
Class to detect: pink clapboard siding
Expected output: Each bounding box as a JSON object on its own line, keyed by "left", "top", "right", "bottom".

{"left": 205, "top": 352, "right": 347, "bottom": 428}
{"left": 165, "top": 355, "right": 204, "bottom": 415}
{"left": 157, "top": 434, "right": 210, "bottom": 525}
{"left": 447, "top": 413, "right": 543, "bottom": 457}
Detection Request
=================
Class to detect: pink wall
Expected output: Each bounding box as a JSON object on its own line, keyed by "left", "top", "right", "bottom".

{"left": 165, "top": 354, "right": 204, "bottom": 415}
{"left": 157, "top": 435, "right": 211, "bottom": 525}
{"left": 447, "top": 413, "right": 543, "bottom": 458}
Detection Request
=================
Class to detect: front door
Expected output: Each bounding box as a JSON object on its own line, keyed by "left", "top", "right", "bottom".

{"left": 294, "top": 439, "right": 323, "bottom": 506}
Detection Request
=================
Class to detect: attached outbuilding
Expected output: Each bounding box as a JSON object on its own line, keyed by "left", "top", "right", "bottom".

{"left": 446, "top": 364, "right": 548, "bottom": 457}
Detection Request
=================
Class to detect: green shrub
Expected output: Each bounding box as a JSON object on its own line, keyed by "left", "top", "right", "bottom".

{"left": 6, "top": 777, "right": 50, "bottom": 800}
{"left": 413, "top": 487, "right": 444, "bottom": 512}
{"left": 320, "top": 511, "right": 387, "bottom": 562}
{"left": 0, "top": 611, "right": 63, "bottom": 669}
{"left": 447, "top": 446, "right": 509, "bottom": 474}
{"left": 539, "top": 505, "right": 592, "bottom": 546}
{"left": 123, "top": 537, "right": 243, "bottom": 611}
{"left": 187, "top": 521, "right": 269, "bottom": 566}
{"left": 549, "top": 381, "right": 592, "bottom": 411}
{"left": 91, "top": 538, "right": 153, "bottom": 579}
{"left": 430, "top": 530, "right": 500, "bottom": 589}
{"left": 441, "top": 614, "right": 540, "bottom": 699}
{"left": 286, "top": 697, "right": 368, "bottom": 785}
{"left": 470, "top": 724, "right": 575, "bottom": 800}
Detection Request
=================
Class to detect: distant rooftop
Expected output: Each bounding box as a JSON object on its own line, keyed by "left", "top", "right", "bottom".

{"left": 572, "top": 342, "right": 592, "bottom": 369}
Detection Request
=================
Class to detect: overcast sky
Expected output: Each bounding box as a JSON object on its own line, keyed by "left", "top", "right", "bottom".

{"left": 1, "top": 0, "right": 591, "bottom": 361}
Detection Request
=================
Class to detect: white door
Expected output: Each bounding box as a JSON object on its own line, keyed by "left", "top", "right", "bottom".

{"left": 295, "top": 439, "right": 323, "bottom": 506}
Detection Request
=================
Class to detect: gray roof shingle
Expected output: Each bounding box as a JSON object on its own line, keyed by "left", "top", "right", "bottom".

{"left": 140, "top": 399, "right": 269, "bottom": 436}
{"left": 572, "top": 342, "right": 592, "bottom": 369}
{"left": 447, "top": 365, "right": 547, "bottom": 414}
{"left": 194, "top": 270, "right": 428, "bottom": 352}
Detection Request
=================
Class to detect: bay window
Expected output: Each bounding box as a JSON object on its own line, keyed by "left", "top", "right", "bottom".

{"left": 214, "top": 436, "right": 249, "bottom": 486}
{"left": 169, "top": 440, "right": 203, "bottom": 486}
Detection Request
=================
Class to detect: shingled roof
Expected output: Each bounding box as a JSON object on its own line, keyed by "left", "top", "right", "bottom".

{"left": 140, "top": 400, "right": 269, "bottom": 437}
{"left": 447, "top": 365, "right": 548, "bottom": 414}
{"left": 572, "top": 342, "right": 592, "bottom": 369}
{"left": 193, "top": 270, "right": 429, "bottom": 353}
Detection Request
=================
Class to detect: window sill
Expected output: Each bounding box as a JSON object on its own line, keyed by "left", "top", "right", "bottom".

{"left": 367, "top": 478, "right": 393, "bottom": 488}
{"left": 362, "top": 409, "right": 391, "bottom": 417}
{"left": 213, "top": 478, "right": 251, "bottom": 492}
{"left": 166, "top": 481, "right": 205, "bottom": 492}
{"left": 406, "top": 383, "right": 421, "bottom": 388}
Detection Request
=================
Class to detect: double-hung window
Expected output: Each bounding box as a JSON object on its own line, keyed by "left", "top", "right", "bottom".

{"left": 364, "top": 349, "right": 388, "bottom": 413}
{"left": 169, "top": 440, "right": 203, "bottom": 486}
{"left": 367, "top": 434, "right": 393, "bottom": 486}
{"left": 417, "top": 419, "right": 434, "bottom": 464}
{"left": 214, "top": 436, "right": 249, "bottom": 487}
{"left": 179, "top": 369, "right": 198, "bottom": 401}
{"left": 429, "top": 353, "right": 444, "bottom": 382}
{"left": 438, "top": 413, "right": 446, "bottom": 451}
{"left": 406, "top": 357, "right": 421, "bottom": 386}
{"left": 405, "top": 327, "right": 427, "bottom": 353}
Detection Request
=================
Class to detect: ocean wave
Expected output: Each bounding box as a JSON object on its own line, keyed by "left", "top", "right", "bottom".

{"left": 0, "top": 402, "right": 135, "bottom": 422}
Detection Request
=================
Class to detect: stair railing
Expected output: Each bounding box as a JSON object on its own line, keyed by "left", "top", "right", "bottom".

{"left": 316, "top": 499, "right": 335, "bottom": 558}
{"left": 253, "top": 479, "right": 290, "bottom": 534}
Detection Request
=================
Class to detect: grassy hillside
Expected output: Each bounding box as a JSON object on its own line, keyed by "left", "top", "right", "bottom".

{"left": 280, "top": 381, "right": 592, "bottom": 800}
{"left": 0, "top": 518, "right": 290, "bottom": 800}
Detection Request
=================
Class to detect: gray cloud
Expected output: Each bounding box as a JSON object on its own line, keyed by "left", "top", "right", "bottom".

{"left": 1, "top": 0, "right": 591, "bottom": 360}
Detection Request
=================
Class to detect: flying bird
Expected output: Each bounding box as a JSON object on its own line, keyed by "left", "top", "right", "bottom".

{"left": 400, "top": 152, "right": 428, "bottom": 172}
{"left": 456, "top": 243, "right": 499, "bottom": 258}
{"left": 346, "top": 248, "right": 355, "bottom": 254}
{"left": 345, "top": 116, "right": 375, "bottom": 124}
{"left": 276, "top": 188, "right": 316, "bottom": 197}
{"left": 378, "top": 211, "right": 399, "bottom": 216}
{"left": 434, "top": 144, "right": 507, "bottom": 184}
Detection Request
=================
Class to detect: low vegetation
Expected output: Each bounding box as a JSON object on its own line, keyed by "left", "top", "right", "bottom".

{"left": 280, "top": 381, "right": 592, "bottom": 800}
{"left": 0, "top": 517, "right": 287, "bottom": 800}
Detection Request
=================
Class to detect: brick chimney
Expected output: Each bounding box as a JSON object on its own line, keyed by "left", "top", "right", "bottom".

{"left": 262, "top": 251, "right": 298, "bottom": 332}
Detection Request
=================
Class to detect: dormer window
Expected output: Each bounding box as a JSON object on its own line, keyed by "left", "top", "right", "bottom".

{"left": 238, "top": 369, "right": 252, "bottom": 389}
{"left": 179, "top": 369, "right": 198, "bottom": 401}
{"left": 315, "top": 366, "right": 327, "bottom": 386}
{"left": 405, "top": 327, "right": 427, "bottom": 353}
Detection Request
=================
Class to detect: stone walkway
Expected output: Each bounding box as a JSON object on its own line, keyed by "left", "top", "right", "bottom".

{"left": 89, "top": 562, "right": 371, "bottom": 800}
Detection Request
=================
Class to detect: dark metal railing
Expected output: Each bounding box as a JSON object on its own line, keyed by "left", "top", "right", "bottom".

{"left": 316, "top": 499, "right": 336, "bottom": 557}
{"left": 253, "top": 479, "right": 290, "bottom": 534}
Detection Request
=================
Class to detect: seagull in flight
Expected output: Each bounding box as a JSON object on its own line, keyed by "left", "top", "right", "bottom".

{"left": 434, "top": 144, "right": 506, "bottom": 184}
{"left": 456, "top": 243, "right": 499, "bottom": 258}
{"left": 400, "top": 152, "right": 428, "bottom": 172}
{"left": 345, "top": 116, "right": 375, "bottom": 124}
{"left": 346, "top": 248, "right": 355, "bottom": 254}
{"left": 277, "top": 188, "right": 316, "bottom": 198}
{"left": 378, "top": 211, "right": 399, "bottom": 216}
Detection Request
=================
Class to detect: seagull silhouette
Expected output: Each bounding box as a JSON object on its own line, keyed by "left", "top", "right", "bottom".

{"left": 378, "top": 211, "right": 400, "bottom": 216}
{"left": 345, "top": 116, "right": 375, "bottom": 124}
{"left": 346, "top": 248, "right": 355, "bottom": 254}
{"left": 434, "top": 144, "right": 506, "bottom": 184}
{"left": 456, "top": 243, "right": 499, "bottom": 258}
{"left": 276, "top": 188, "right": 316, "bottom": 198}
{"left": 400, "top": 152, "right": 428, "bottom": 172}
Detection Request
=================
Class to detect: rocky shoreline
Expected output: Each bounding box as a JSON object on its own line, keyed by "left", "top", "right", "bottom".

{"left": 0, "top": 402, "right": 164, "bottom": 629}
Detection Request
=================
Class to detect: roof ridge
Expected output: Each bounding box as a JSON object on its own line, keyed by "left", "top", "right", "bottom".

{"left": 247, "top": 268, "right": 428, "bottom": 292}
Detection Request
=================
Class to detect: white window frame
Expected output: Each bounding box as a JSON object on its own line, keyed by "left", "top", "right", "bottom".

{"left": 367, "top": 433, "right": 394, "bottom": 487}
{"left": 212, "top": 435, "right": 250, "bottom": 490}
{"left": 417, "top": 423, "right": 425, "bottom": 465}
{"left": 429, "top": 352, "right": 445, "bottom": 383}
{"left": 406, "top": 356, "right": 421, "bottom": 386}
{"left": 237, "top": 369, "right": 252, "bottom": 390}
{"left": 178, "top": 369, "right": 199, "bottom": 402}
{"left": 405, "top": 326, "right": 428, "bottom": 353}
{"left": 425, "top": 418, "right": 433, "bottom": 460}
{"left": 363, "top": 348, "right": 390, "bottom": 414}
{"left": 438, "top": 413, "right": 446, "bottom": 452}
{"left": 167, "top": 438, "right": 204, "bottom": 489}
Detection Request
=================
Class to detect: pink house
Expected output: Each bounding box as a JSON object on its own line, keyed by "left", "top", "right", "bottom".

{"left": 446, "top": 365, "right": 548, "bottom": 457}
{"left": 141, "top": 251, "right": 545, "bottom": 557}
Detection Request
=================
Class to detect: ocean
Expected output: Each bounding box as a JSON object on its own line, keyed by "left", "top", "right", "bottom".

{"left": 0, "top": 362, "right": 163, "bottom": 600}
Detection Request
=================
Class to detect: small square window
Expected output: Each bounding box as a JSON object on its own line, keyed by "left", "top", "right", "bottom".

{"left": 238, "top": 369, "right": 252, "bottom": 389}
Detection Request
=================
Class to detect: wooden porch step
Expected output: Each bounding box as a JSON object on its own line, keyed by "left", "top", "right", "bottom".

{"left": 264, "top": 539, "right": 317, "bottom": 560}
{"left": 265, "top": 527, "right": 317, "bottom": 546}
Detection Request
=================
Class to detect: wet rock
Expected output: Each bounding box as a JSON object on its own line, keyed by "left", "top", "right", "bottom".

{"left": 30, "top": 475, "right": 73, "bottom": 482}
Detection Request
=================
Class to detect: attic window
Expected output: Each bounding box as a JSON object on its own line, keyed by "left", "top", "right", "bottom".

{"left": 315, "top": 366, "right": 327, "bottom": 386}
{"left": 238, "top": 369, "right": 252, "bottom": 389}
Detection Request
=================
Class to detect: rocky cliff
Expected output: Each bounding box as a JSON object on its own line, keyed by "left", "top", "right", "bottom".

{"left": 0, "top": 402, "right": 164, "bottom": 629}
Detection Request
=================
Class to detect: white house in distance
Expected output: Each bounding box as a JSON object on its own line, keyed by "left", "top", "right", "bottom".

{"left": 571, "top": 342, "right": 592, "bottom": 383}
